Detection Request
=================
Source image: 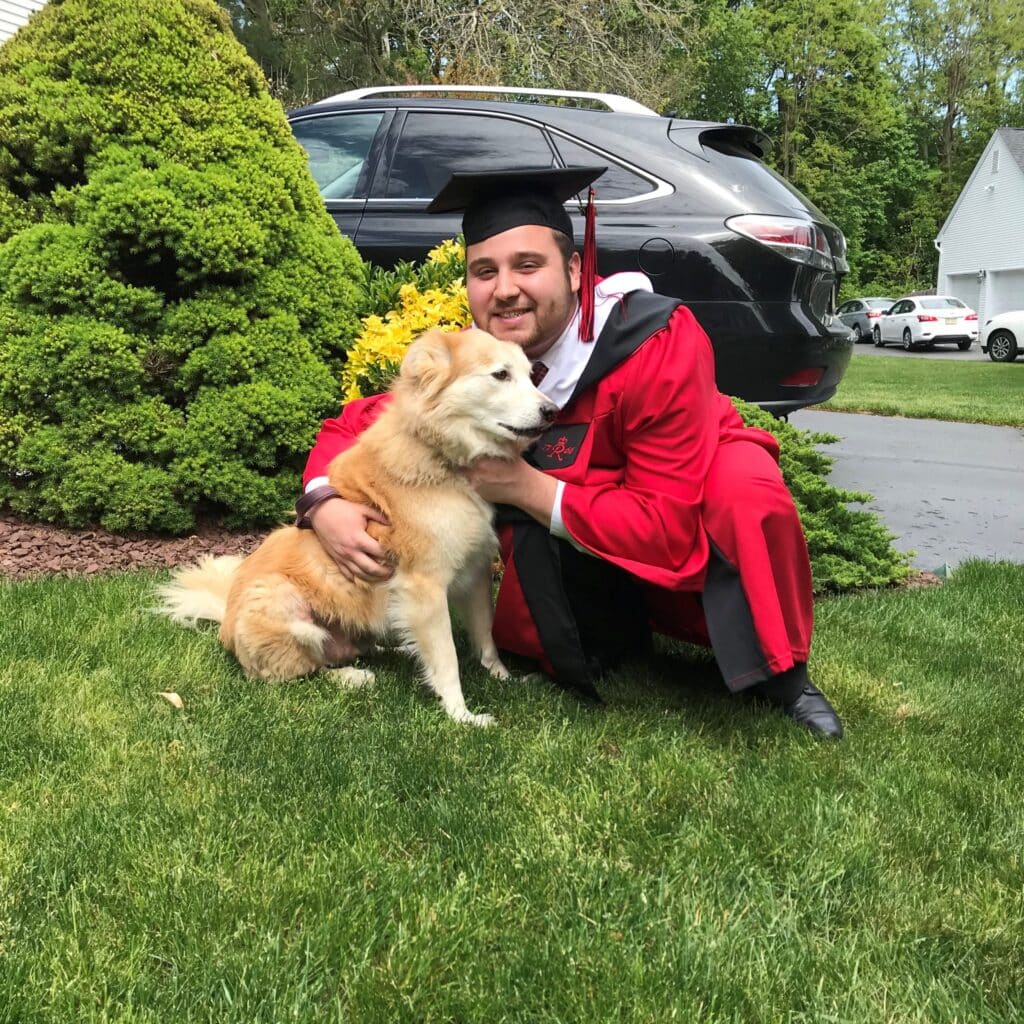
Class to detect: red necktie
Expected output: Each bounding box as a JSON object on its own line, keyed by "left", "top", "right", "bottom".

{"left": 530, "top": 361, "right": 549, "bottom": 386}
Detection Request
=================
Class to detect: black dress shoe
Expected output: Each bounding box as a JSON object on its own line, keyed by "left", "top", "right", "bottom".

{"left": 779, "top": 683, "right": 844, "bottom": 740}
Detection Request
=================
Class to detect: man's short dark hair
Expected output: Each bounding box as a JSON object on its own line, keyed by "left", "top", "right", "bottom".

{"left": 553, "top": 229, "right": 575, "bottom": 268}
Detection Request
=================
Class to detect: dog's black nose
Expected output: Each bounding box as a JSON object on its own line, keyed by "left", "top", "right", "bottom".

{"left": 540, "top": 401, "right": 558, "bottom": 423}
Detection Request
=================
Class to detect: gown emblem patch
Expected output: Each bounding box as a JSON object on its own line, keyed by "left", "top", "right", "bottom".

{"left": 529, "top": 423, "right": 588, "bottom": 470}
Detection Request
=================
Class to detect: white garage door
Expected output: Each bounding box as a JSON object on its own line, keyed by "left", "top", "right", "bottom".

{"left": 990, "top": 268, "right": 1024, "bottom": 317}
{"left": 947, "top": 273, "right": 981, "bottom": 312}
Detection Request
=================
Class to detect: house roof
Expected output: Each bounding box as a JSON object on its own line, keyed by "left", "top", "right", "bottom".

{"left": 995, "top": 128, "right": 1024, "bottom": 174}
{"left": 936, "top": 127, "right": 1024, "bottom": 241}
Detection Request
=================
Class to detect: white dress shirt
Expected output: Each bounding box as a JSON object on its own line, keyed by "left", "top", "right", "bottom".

{"left": 526, "top": 273, "right": 653, "bottom": 542}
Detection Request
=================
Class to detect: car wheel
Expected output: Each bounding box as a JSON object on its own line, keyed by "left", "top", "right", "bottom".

{"left": 873, "top": 326, "right": 883, "bottom": 347}
{"left": 988, "top": 329, "right": 1019, "bottom": 362}
{"left": 902, "top": 327, "right": 915, "bottom": 351}
{"left": 957, "top": 339, "right": 972, "bottom": 351}
{"left": 853, "top": 323, "right": 863, "bottom": 343}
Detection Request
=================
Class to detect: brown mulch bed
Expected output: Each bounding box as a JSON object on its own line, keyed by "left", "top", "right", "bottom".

{"left": 0, "top": 512, "right": 268, "bottom": 581}
{"left": 899, "top": 570, "right": 944, "bottom": 589}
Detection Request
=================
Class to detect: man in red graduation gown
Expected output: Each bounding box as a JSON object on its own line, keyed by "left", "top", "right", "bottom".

{"left": 297, "top": 167, "right": 843, "bottom": 739}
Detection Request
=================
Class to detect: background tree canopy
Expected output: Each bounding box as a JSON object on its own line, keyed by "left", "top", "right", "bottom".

{"left": 218, "top": 0, "right": 1024, "bottom": 298}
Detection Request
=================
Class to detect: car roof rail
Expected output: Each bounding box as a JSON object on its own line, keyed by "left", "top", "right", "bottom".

{"left": 314, "top": 85, "right": 660, "bottom": 116}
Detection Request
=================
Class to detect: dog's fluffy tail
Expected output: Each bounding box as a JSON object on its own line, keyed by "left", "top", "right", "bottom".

{"left": 156, "top": 554, "right": 244, "bottom": 627}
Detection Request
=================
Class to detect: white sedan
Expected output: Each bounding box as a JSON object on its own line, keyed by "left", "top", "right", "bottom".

{"left": 980, "top": 310, "right": 1023, "bottom": 363}
{"left": 873, "top": 295, "right": 979, "bottom": 351}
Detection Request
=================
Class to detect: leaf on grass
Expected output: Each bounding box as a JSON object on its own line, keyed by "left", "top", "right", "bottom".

{"left": 158, "top": 691, "right": 184, "bottom": 710}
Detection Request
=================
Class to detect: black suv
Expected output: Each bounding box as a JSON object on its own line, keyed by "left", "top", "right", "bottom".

{"left": 287, "top": 87, "right": 852, "bottom": 413}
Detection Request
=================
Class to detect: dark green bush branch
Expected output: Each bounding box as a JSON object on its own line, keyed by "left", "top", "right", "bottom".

{"left": 0, "top": 0, "right": 366, "bottom": 532}
{"left": 735, "top": 400, "right": 912, "bottom": 592}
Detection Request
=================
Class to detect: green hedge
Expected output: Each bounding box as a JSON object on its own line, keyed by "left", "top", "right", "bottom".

{"left": 0, "top": 0, "right": 365, "bottom": 532}
{"left": 734, "top": 401, "right": 911, "bottom": 592}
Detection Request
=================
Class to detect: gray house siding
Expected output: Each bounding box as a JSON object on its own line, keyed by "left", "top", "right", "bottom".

{"left": 0, "top": 0, "right": 47, "bottom": 44}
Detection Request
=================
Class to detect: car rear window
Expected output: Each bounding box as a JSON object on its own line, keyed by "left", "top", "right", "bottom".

{"left": 920, "top": 297, "right": 966, "bottom": 309}
{"left": 550, "top": 136, "right": 658, "bottom": 200}
{"left": 691, "top": 139, "right": 827, "bottom": 218}
{"left": 867, "top": 299, "right": 893, "bottom": 309}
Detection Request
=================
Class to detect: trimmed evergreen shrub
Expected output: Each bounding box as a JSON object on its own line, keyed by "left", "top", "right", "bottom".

{"left": 733, "top": 401, "right": 911, "bottom": 592}
{"left": 0, "top": 0, "right": 366, "bottom": 531}
{"left": 345, "top": 238, "right": 911, "bottom": 593}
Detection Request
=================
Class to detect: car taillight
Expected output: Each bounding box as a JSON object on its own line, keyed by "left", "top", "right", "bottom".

{"left": 867, "top": 310, "right": 882, "bottom": 318}
{"left": 779, "top": 367, "right": 825, "bottom": 387}
{"left": 917, "top": 314, "right": 938, "bottom": 322}
{"left": 965, "top": 313, "right": 977, "bottom": 321}
{"left": 725, "top": 215, "right": 833, "bottom": 270}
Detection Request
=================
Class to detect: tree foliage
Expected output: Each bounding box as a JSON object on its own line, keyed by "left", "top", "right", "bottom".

{"left": 218, "top": 0, "right": 705, "bottom": 112}
{"left": 688, "top": 0, "right": 1024, "bottom": 297}
{"left": 0, "top": 0, "right": 368, "bottom": 533}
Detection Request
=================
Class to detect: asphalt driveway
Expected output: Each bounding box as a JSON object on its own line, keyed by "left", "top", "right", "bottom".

{"left": 849, "top": 339, "right": 990, "bottom": 362}
{"left": 791, "top": 409, "right": 1024, "bottom": 571}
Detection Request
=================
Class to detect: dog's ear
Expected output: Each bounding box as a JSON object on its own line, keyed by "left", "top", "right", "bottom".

{"left": 400, "top": 329, "right": 455, "bottom": 393}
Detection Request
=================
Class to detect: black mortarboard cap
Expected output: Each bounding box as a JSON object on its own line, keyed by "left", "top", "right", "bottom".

{"left": 426, "top": 166, "right": 606, "bottom": 245}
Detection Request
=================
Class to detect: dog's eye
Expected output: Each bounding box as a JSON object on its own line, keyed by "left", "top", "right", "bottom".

{"left": 491, "top": 369, "right": 510, "bottom": 381}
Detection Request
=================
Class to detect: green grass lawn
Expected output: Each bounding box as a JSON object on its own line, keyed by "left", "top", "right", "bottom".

{"left": 824, "top": 353, "right": 1024, "bottom": 426}
{"left": 2, "top": 564, "right": 1023, "bottom": 1022}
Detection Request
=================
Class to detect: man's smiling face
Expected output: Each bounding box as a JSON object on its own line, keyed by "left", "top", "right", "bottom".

{"left": 465, "top": 224, "right": 581, "bottom": 360}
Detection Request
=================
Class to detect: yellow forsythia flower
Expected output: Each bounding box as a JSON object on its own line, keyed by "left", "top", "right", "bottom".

{"left": 427, "top": 238, "right": 465, "bottom": 265}
{"left": 342, "top": 253, "right": 470, "bottom": 400}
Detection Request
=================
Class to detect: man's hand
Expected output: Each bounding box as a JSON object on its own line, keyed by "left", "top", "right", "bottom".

{"left": 309, "top": 497, "right": 393, "bottom": 582}
{"left": 465, "top": 457, "right": 557, "bottom": 527}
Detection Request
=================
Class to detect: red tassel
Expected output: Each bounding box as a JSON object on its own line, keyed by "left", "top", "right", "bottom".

{"left": 579, "top": 187, "right": 597, "bottom": 342}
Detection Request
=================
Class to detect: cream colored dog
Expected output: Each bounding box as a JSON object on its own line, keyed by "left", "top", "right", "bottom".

{"left": 157, "top": 328, "right": 556, "bottom": 726}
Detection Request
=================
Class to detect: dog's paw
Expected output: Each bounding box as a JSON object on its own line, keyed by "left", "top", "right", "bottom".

{"left": 449, "top": 707, "right": 496, "bottom": 728}
{"left": 485, "top": 659, "right": 511, "bottom": 681}
{"left": 327, "top": 666, "right": 377, "bottom": 689}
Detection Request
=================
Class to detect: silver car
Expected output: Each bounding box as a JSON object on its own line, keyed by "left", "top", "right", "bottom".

{"left": 837, "top": 297, "right": 895, "bottom": 344}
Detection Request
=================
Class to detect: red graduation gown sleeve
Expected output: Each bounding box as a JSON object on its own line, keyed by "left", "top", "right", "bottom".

{"left": 302, "top": 394, "right": 392, "bottom": 486}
